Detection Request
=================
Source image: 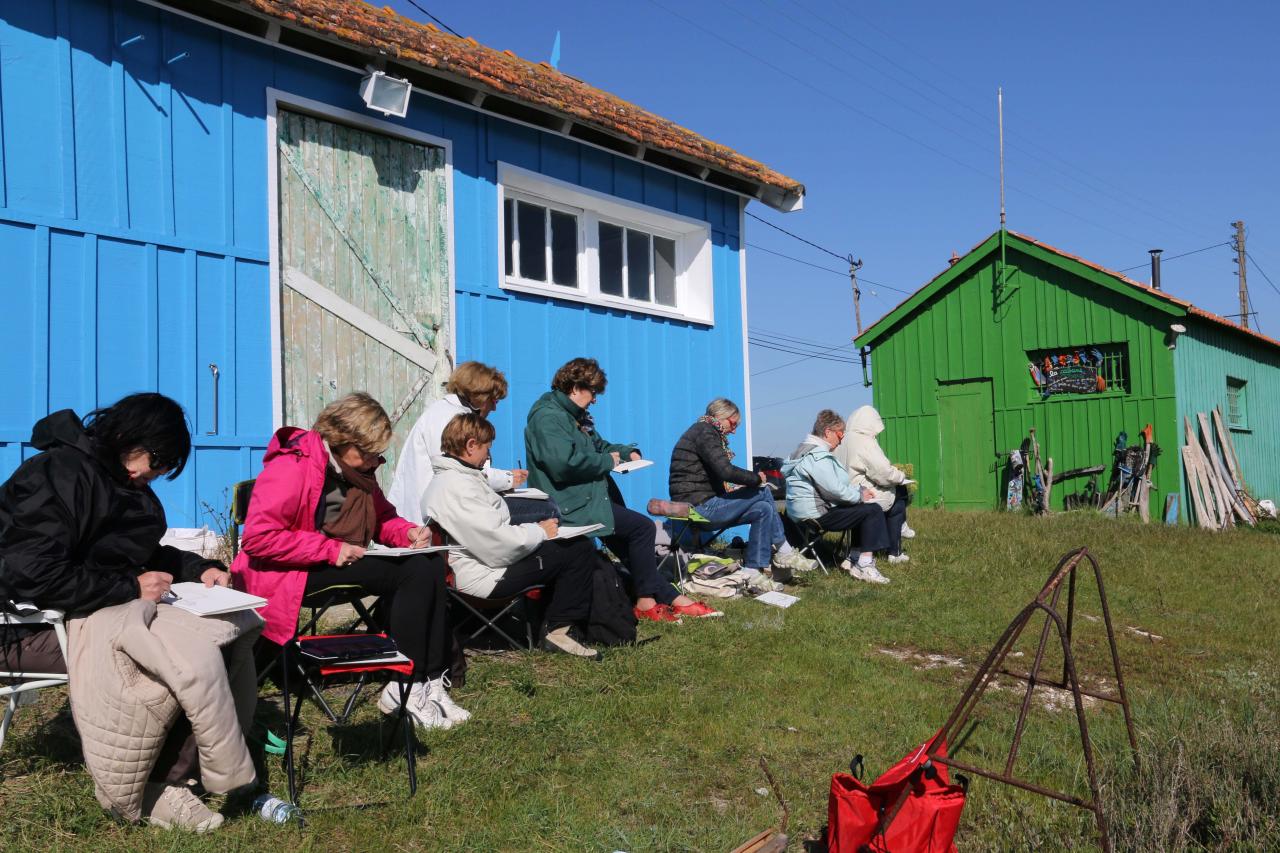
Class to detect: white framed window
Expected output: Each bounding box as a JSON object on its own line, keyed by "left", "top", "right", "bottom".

{"left": 497, "top": 163, "right": 714, "bottom": 324}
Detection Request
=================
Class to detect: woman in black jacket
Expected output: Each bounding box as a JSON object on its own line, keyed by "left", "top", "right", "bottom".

{"left": 668, "top": 398, "right": 812, "bottom": 576}
{"left": 0, "top": 393, "right": 234, "bottom": 832}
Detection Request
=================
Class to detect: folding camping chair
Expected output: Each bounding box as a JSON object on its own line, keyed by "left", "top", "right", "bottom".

{"left": 279, "top": 633, "right": 417, "bottom": 805}
{"left": 790, "top": 517, "right": 838, "bottom": 575}
{"left": 447, "top": 582, "right": 546, "bottom": 652}
{"left": 0, "top": 603, "right": 68, "bottom": 753}
{"left": 648, "top": 498, "right": 737, "bottom": 587}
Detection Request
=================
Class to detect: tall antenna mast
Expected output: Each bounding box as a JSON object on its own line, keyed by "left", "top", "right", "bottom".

{"left": 998, "top": 87, "right": 1006, "bottom": 229}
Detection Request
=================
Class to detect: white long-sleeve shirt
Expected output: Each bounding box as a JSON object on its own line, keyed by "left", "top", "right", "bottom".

{"left": 386, "top": 394, "right": 515, "bottom": 524}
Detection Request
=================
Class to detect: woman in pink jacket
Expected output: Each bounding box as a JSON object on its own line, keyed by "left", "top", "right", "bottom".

{"left": 232, "top": 393, "right": 464, "bottom": 730}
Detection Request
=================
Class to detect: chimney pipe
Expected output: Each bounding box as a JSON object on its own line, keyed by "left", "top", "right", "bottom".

{"left": 1149, "top": 249, "right": 1163, "bottom": 290}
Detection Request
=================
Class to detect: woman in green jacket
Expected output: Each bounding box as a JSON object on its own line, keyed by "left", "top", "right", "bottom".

{"left": 525, "top": 358, "right": 720, "bottom": 622}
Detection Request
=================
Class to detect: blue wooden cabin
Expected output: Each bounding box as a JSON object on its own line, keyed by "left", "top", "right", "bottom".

{"left": 0, "top": 0, "right": 804, "bottom": 525}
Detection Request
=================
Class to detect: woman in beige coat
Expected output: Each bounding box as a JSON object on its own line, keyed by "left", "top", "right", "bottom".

{"left": 834, "top": 406, "right": 915, "bottom": 563}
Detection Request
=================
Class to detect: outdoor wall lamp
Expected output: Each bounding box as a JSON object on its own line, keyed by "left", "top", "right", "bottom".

{"left": 1166, "top": 323, "right": 1186, "bottom": 350}
{"left": 360, "top": 69, "right": 411, "bottom": 118}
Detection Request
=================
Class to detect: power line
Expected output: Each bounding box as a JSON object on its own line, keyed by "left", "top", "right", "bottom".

{"left": 1246, "top": 252, "right": 1280, "bottom": 299}
{"left": 749, "top": 340, "right": 856, "bottom": 365}
{"left": 754, "top": 381, "right": 862, "bottom": 411}
{"left": 747, "top": 243, "right": 846, "bottom": 276}
{"left": 1116, "top": 242, "right": 1231, "bottom": 273}
{"left": 745, "top": 211, "right": 847, "bottom": 263}
{"left": 750, "top": 327, "right": 852, "bottom": 349}
{"left": 403, "top": 0, "right": 462, "bottom": 37}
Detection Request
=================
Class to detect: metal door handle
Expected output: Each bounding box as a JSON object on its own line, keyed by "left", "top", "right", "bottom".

{"left": 208, "top": 363, "right": 220, "bottom": 435}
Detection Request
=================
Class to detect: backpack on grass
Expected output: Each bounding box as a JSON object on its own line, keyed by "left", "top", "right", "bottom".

{"left": 586, "top": 557, "right": 637, "bottom": 646}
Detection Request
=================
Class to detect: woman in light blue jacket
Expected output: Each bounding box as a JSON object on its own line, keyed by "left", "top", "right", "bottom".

{"left": 783, "top": 409, "right": 891, "bottom": 583}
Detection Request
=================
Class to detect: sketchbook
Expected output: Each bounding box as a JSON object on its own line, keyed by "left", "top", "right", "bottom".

{"left": 365, "top": 544, "right": 460, "bottom": 558}
{"left": 754, "top": 590, "right": 799, "bottom": 609}
{"left": 164, "top": 583, "right": 267, "bottom": 617}
{"left": 505, "top": 487, "right": 550, "bottom": 500}
{"left": 555, "top": 523, "right": 605, "bottom": 539}
{"left": 613, "top": 458, "right": 654, "bottom": 474}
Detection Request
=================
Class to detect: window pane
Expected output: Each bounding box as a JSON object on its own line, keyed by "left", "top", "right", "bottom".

{"left": 599, "top": 222, "right": 624, "bottom": 296}
{"left": 653, "top": 236, "right": 677, "bottom": 307}
{"left": 503, "top": 198, "right": 514, "bottom": 277}
{"left": 550, "top": 210, "right": 578, "bottom": 287}
{"left": 517, "top": 201, "right": 547, "bottom": 281}
{"left": 627, "top": 229, "right": 651, "bottom": 301}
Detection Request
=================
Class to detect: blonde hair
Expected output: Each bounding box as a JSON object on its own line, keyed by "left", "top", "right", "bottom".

{"left": 446, "top": 362, "right": 509, "bottom": 411}
{"left": 440, "top": 413, "right": 496, "bottom": 457}
{"left": 705, "top": 398, "right": 740, "bottom": 422}
{"left": 812, "top": 409, "right": 845, "bottom": 436}
{"left": 313, "top": 393, "right": 394, "bottom": 454}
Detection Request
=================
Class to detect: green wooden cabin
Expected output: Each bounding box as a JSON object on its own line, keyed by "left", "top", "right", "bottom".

{"left": 854, "top": 230, "right": 1280, "bottom": 518}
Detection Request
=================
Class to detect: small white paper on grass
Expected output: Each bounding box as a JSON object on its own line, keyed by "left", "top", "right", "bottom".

{"left": 755, "top": 590, "right": 799, "bottom": 608}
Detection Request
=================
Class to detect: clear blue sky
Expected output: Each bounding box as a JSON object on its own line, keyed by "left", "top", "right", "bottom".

{"left": 391, "top": 0, "right": 1280, "bottom": 456}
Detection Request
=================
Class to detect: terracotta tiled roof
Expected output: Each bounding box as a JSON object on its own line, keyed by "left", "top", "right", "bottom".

{"left": 229, "top": 0, "right": 803, "bottom": 209}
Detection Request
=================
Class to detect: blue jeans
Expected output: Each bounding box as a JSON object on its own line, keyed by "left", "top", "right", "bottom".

{"left": 693, "top": 487, "right": 785, "bottom": 569}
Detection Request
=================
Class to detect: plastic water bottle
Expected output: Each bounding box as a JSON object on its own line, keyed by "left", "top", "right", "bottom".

{"left": 252, "top": 794, "right": 305, "bottom": 826}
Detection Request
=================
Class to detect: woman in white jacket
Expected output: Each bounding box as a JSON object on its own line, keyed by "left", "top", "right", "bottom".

{"left": 425, "top": 413, "right": 600, "bottom": 660}
{"left": 834, "top": 406, "right": 914, "bottom": 563}
{"left": 389, "top": 362, "right": 553, "bottom": 525}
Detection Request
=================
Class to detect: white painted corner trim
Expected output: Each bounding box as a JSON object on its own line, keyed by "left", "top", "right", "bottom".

{"left": 283, "top": 268, "right": 439, "bottom": 373}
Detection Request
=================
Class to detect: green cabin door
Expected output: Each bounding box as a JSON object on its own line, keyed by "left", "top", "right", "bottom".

{"left": 276, "top": 110, "right": 451, "bottom": 485}
{"left": 936, "top": 379, "right": 995, "bottom": 510}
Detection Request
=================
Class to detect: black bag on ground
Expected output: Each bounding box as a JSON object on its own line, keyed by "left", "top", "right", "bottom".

{"left": 586, "top": 556, "right": 637, "bottom": 646}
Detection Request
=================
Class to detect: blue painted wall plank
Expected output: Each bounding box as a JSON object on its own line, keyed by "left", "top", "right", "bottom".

{"left": 0, "top": 223, "right": 36, "bottom": 432}
{"left": 1, "top": 0, "right": 754, "bottom": 526}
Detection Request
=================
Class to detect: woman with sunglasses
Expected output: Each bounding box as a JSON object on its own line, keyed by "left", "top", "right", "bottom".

{"left": 524, "top": 358, "right": 720, "bottom": 622}
{"left": 232, "top": 393, "right": 464, "bottom": 730}
{"left": 0, "top": 393, "right": 252, "bottom": 832}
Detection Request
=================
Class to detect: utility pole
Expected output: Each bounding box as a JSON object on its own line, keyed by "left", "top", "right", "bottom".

{"left": 849, "top": 255, "right": 864, "bottom": 336}
{"left": 1232, "top": 221, "right": 1249, "bottom": 329}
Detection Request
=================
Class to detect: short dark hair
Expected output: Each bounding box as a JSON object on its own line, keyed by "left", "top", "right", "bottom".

{"left": 440, "top": 413, "right": 496, "bottom": 457}
{"left": 551, "top": 357, "right": 608, "bottom": 395}
{"left": 85, "top": 393, "right": 192, "bottom": 480}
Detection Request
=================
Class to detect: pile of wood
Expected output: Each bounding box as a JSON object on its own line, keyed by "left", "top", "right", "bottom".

{"left": 1182, "top": 407, "right": 1259, "bottom": 530}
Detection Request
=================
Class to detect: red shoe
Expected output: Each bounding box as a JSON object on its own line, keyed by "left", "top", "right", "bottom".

{"left": 634, "top": 604, "right": 680, "bottom": 623}
{"left": 671, "top": 600, "right": 723, "bottom": 619}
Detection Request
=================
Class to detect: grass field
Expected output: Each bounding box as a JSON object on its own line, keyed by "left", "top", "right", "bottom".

{"left": 2, "top": 508, "right": 1278, "bottom": 851}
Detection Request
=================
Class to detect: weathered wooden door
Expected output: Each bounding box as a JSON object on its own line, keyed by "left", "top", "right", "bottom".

{"left": 277, "top": 110, "right": 451, "bottom": 485}
{"left": 936, "top": 379, "right": 994, "bottom": 510}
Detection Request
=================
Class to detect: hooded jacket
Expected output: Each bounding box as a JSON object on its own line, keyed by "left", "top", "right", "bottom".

{"left": 524, "top": 391, "right": 635, "bottom": 536}
{"left": 386, "top": 394, "right": 516, "bottom": 525}
{"left": 834, "top": 406, "right": 905, "bottom": 512}
{"left": 230, "top": 428, "right": 414, "bottom": 645}
{"left": 424, "top": 455, "right": 546, "bottom": 596}
{"left": 0, "top": 410, "right": 218, "bottom": 616}
{"left": 668, "top": 420, "right": 759, "bottom": 506}
{"left": 782, "top": 435, "right": 864, "bottom": 521}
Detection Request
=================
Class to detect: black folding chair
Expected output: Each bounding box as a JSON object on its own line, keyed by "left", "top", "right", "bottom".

{"left": 280, "top": 633, "right": 417, "bottom": 805}
{"left": 447, "top": 583, "right": 546, "bottom": 651}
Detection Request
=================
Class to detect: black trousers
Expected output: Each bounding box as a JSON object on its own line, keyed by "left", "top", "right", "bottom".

{"left": 488, "top": 537, "right": 594, "bottom": 629}
{"left": 604, "top": 502, "right": 677, "bottom": 605}
{"left": 818, "top": 503, "right": 890, "bottom": 557}
{"left": 886, "top": 486, "right": 909, "bottom": 556}
{"left": 304, "top": 552, "right": 450, "bottom": 680}
{"left": 2, "top": 626, "right": 199, "bottom": 784}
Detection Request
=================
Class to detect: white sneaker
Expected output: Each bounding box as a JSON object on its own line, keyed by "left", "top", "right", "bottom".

{"left": 841, "top": 558, "right": 891, "bottom": 584}
{"left": 887, "top": 553, "right": 910, "bottom": 564}
{"left": 142, "top": 782, "right": 224, "bottom": 833}
{"left": 900, "top": 523, "right": 916, "bottom": 539}
{"left": 426, "top": 675, "right": 472, "bottom": 724}
{"left": 776, "top": 550, "right": 819, "bottom": 573}
{"left": 379, "top": 681, "right": 453, "bottom": 730}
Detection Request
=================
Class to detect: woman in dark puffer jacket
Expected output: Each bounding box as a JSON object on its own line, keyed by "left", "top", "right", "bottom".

{"left": 668, "top": 398, "right": 812, "bottom": 576}
{"left": 0, "top": 393, "right": 240, "bottom": 832}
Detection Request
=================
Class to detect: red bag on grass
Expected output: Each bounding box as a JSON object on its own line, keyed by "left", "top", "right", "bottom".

{"left": 827, "top": 732, "right": 967, "bottom": 853}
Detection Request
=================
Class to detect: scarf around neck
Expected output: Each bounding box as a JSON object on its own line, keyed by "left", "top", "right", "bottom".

{"left": 698, "top": 415, "right": 734, "bottom": 461}
{"left": 321, "top": 454, "right": 381, "bottom": 546}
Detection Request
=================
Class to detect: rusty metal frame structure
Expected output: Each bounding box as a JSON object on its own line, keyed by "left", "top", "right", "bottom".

{"left": 923, "top": 547, "right": 1138, "bottom": 851}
